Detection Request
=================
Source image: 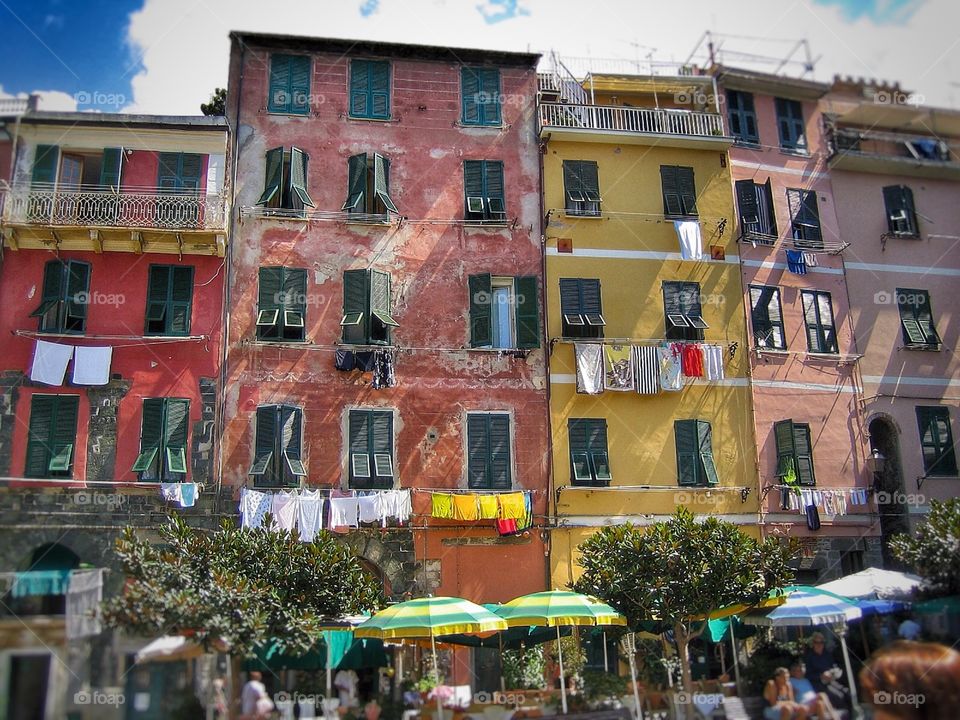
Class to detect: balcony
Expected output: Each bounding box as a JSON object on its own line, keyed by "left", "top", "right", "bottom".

{"left": 828, "top": 126, "right": 960, "bottom": 180}
{"left": 1, "top": 184, "right": 227, "bottom": 256}
{"left": 538, "top": 102, "right": 730, "bottom": 149}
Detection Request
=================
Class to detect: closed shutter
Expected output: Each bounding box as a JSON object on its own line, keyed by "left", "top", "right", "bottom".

{"left": 179, "top": 154, "right": 203, "bottom": 192}
{"left": 485, "top": 161, "right": 505, "bottom": 217}
{"left": 281, "top": 268, "right": 307, "bottom": 337}
{"left": 99, "top": 148, "right": 123, "bottom": 189}
{"left": 371, "top": 410, "right": 393, "bottom": 488}
{"left": 568, "top": 419, "right": 592, "bottom": 485}
{"left": 468, "top": 274, "right": 493, "bottom": 347}
{"left": 464, "top": 161, "right": 485, "bottom": 219}
{"left": 697, "top": 420, "right": 719, "bottom": 486}
{"left": 674, "top": 419, "right": 699, "bottom": 486}
{"left": 257, "top": 267, "right": 283, "bottom": 337}
{"left": 163, "top": 399, "right": 190, "bottom": 476}
{"left": 343, "top": 153, "right": 367, "bottom": 211}
{"left": 916, "top": 407, "right": 958, "bottom": 476}
{"left": 65, "top": 261, "right": 90, "bottom": 329}
{"left": 513, "top": 276, "right": 540, "bottom": 349}
{"left": 585, "top": 420, "right": 611, "bottom": 484}
{"left": 373, "top": 154, "right": 398, "bottom": 213}
{"left": 157, "top": 152, "right": 180, "bottom": 192}
{"left": 562, "top": 161, "right": 580, "bottom": 203}
{"left": 461, "top": 68, "right": 481, "bottom": 125}
{"left": 258, "top": 147, "right": 285, "bottom": 205}
{"left": 580, "top": 279, "right": 602, "bottom": 319}
{"left": 250, "top": 405, "right": 278, "bottom": 479}
{"left": 677, "top": 167, "right": 698, "bottom": 216}
{"left": 169, "top": 266, "right": 193, "bottom": 335}
{"left": 268, "top": 55, "right": 291, "bottom": 112}
{"left": 349, "top": 410, "right": 372, "bottom": 486}
{"left": 369, "top": 61, "right": 390, "bottom": 119}
{"left": 736, "top": 179, "right": 759, "bottom": 228}
{"left": 579, "top": 161, "right": 599, "bottom": 201}
{"left": 48, "top": 395, "right": 79, "bottom": 475}
{"left": 342, "top": 269, "right": 370, "bottom": 344}
{"left": 466, "top": 414, "right": 489, "bottom": 488}
{"left": 480, "top": 68, "right": 501, "bottom": 124}
{"left": 801, "top": 291, "right": 824, "bottom": 353}
{"left": 289, "top": 56, "right": 311, "bottom": 115}
{"left": 350, "top": 60, "right": 370, "bottom": 117}
{"left": 133, "top": 398, "right": 164, "bottom": 475}
{"left": 793, "top": 423, "right": 816, "bottom": 486}
{"left": 774, "top": 420, "right": 797, "bottom": 478}
{"left": 487, "top": 413, "right": 511, "bottom": 489}
{"left": 289, "top": 147, "right": 314, "bottom": 207}
{"left": 31, "top": 145, "right": 60, "bottom": 187}
{"left": 559, "top": 278, "right": 582, "bottom": 316}
{"left": 25, "top": 396, "right": 56, "bottom": 477}
{"left": 660, "top": 166, "right": 683, "bottom": 216}
{"left": 280, "top": 405, "right": 305, "bottom": 479}
{"left": 145, "top": 265, "right": 170, "bottom": 334}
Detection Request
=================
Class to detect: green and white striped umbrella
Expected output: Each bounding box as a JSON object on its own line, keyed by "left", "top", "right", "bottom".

{"left": 354, "top": 596, "right": 507, "bottom": 639}
{"left": 496, "top": 590, "right": 627, "bottom": 628}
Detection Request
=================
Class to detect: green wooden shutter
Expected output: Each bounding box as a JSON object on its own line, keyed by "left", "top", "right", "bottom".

{"left": 289, "top": 56, "right": 311, "bottom": 115}
{"left": 916, "top": 407, "right": 958, "bottom": 476}
{"left": 31, "top": 145, "right": 60, "bottom": 187}
{"left": 65, "top": 261, "right": 90, "bottom": 329}
{"left": 677, "top": 167, "right": 698, "bottom": 216}
{"left": 349, "top": 410, "right": 372, "bottom": 486}
{"left": 764, "top": 179, "right": 779, "bottom": 235}
{"left": 350, "top": 60, "right": 369, "bottom": 117}
{"left": 342, "top": 269, "right": 370, "bottom": 344}
{"left": 250, "top": 405, "right": 278, "bottom": 479}
{"left": 369, "top": 269, "right": 398, "bottom": 340}
{"left": 514, "top": 276, "right": 540, "bottom": 349}
{"left": 568, "top": 419, "right": 592, "bottom": 486}
{"left": 257, "top": 267, "right": 283, "bottom": 338}
{"left": 168, "top": 266, "right": 193, "bottom": 336}
{"left": 660, "top": 166, "right": 683, "bottom": 216}
{"left": 559, "top": 278, "right": 582, "bottom": 317}
{"left": 464, "top": 161, "right": 485, "bottom": 218}
{"left": 157, "top": 152, "right": 180, "bottom": 192}
{"left": 48, "top": 395, "right": 79, "bottom": 474}
{"left": 343, "top": 153, "right": 367, "bottom": 211}
{"left": 280, "top": 405, "right": 305, "bottom": 479}
{"left": 587, "top": 420, "right": 611, "bottom": 484}
{"left": 258, "top": 147, "right": 286, "bottom": 205}
{"left": 562, "top": 161, "right": 581, "bottom": 205}
{"left": 800, "top": 291, "right": 823, "bottom": 353}
{"left": 800, "top": 190, "right": 821, "bottom": 244}
{"left": 774, "top": 420, "right": 796, "bottom": 478}
{"left": 163, "top": 399, "right": 190, "bottom": 476}
{"left": 99, "top": 148, "right": 123, "bottom": 189}
{"left": 373, "top": 154, "right": 397, "bottom": 214}
{"left": 369, "top": 61, "right": 390, "bottom": 119}
{"left": 467, "top": 414, "right": 489, "bottom": 488}
{"left": 268, "top": 54, "right": 291, "bottom": 112}
{"left": 461, "top": 67, "right": 481, "bottom": 125}
{"left": 580, "top": 279, "right": 602, "bottom": 317}
{"left": 697, "top": 420, "right": 720, "bottom": 486}
{"left": 469, "top": 274, "right": 493, "bottom": 348}
{"left": 371, "top": 410, "right": 394, "bottom": 488}
{"left": 145, "top": 265, "right": 170, "bottom": 334}
{"left": 32, "top": 260, "right": 65, "bottom": 329}
{"left": 735, "top": 179, "right": 759, "bottom": 227}
{"left": 487, "top": 413, "right": 511, "bottom": 489}
{"left": 289, "top": 147, "right": 315, "bottom": 207}
{"left": 25, "top": 396, "right": 56, "bottom": 477}
{"left": 133, "top": 398, "right": 164, "bottom": 475}
{"left": 484, "top": 161, "right": 505, "bottom": 217}
{"left": 675, "top": 419, "right": 699, "bottom": 486}
{"left": 913, "top": 291, "right": 939, "bottom": 346}
{"left": 479, "top": 68, "right": 501, "bottom": 125}
{"left": 792, "top": 423, "right": 816, "bottom": 486}
{"left": 179, "top": 154, "right": 203, "bottom": 192}
{"left": 580, "top": 162, "right": 599, "bottom": 202}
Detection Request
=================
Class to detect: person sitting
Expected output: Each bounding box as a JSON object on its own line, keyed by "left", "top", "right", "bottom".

{"left": 803, "top": 632, "right": 848, "bottom": 710}
{"left": 790, "top": 661, "right": 840, "bottom": 720}
{"left": 764, "top": 667, "right": 808, "bottom": 720}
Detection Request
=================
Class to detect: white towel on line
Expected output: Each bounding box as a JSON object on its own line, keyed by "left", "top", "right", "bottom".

{"left": 703, "top": 344, "right": 725, "bottom": 381}
{"left": 674, "top": 220, "right": 704, "bottom": 261}
{"left": 72, "top": 346, "right": 112, "bottom": 385}
{"left": 297, "top": 490, "right": 324, "bottom": 542}
{"left": 30, "top": 340, "right": 74, "bottom": 386}
{"left": 574, "top": 343, "right": 604, "bottom": 395}
{"left": 328, "top": 497, "right": 360, "bottom": 529}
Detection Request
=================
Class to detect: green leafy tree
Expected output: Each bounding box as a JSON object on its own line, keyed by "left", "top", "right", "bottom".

{"left": 573, "top": 508, "right": 796, "bottom": 693}
{"left": 102, "top": 515, "right": 384, "bottom": 657}
{"left": 891, "top": 497, "right": 960, "bottom": 598}
{"left": 201, "top": 87, "right": 226, "bottom": 116}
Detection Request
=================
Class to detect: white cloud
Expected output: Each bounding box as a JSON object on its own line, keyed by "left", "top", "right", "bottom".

{"left": 0, "top": 85, "right": 77, "bottom": 112}
{"left": 122, "top": 0, "right": 959, "bottom": 115}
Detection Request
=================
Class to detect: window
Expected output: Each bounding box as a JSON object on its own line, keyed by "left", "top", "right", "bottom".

{"left": 257, "top": 267, "right": 307, "bottom": 342}
{"left": 882, "top": 185, "right": 919, "bottom": 237}
{"left": 840, "top": 547, "right": 865, "bottom": 575}
{"left": 562, "top": 161, "right": 601, "bottom": 217}
{"left": 468, "top": 275, "right": 539, "bottom": 349}
{"left": 463, "top": 161, "right": 506, "bottom": 222}
{"left": 727, "top": 90, "right": 758, "bottom": 144}
{"left": 249, "top": 404, "right": 306, "bottom": 487}
{"left": 568, "top": 418, "right": 611, "bottom": 487}
{"left": 31, "top": 144, "right": 60, "bottom": 186}
{"left": 349, "top": 59, "right": 390, "bottom": 120}
{"left": 342, "top": 153, "right": 398, "bottom": 218}
{"left": 663, "top": 281, "right": 707, "bottom": 342}
{"left": 348, "top": 409, "right": 394, "bottom": 489}
{"left": 145, "top": 265, "right": 193, "bottom": 336}
{"left": 675, "top": 419, "right": 719, "bottom": 487}
{"left": 559, "top": 278, "right": 605, "bottom": 339}
{"left": 896, "top": 288, "right": 940, "bottom": 349}
{"left": 268, "top": 54, "right": 310, "bottom": 115}
{"left": 660, "top": 165, "right": 698, "bottom": 218}
{"left": 916, "top": 407, "right": 957, "bottom": 477}
{"left": 787, "top": 188, "right": 822, "bottom": 249}
{"left": 25, "top": 394, "right": 79, "bottom": 478}
{"left": 749, "top": 285, "right": 786, "bottom": 350}
{"left": 774, "top": 419, "right": 816, "bottom": 486}
{"left": 257, "top": 147, "right": 315, "bottom": 212}
{"left": 775, "top": 98, "right": 806, "bottom": 151}
{"left": 30, "top": 260, "right": 90, "bottom": 334}
{"left": 466, "top": 412, "right": 511, "bottom": 489}
{"left": 735, "top": 179, "right": 778, "bottom": 240}
{"left": 800, "top": 290, "right": 837, "bottom": 354}
{"left": 131, "top": 398, "right": 189, "bottom": 481}
{"left": 461, "top": 67, "right": 501, "bottom": 126}
{"left": 341, "top": 269, "right": 398, "bottom": 345}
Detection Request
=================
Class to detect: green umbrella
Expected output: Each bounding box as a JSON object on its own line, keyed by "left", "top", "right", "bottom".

{"left": 437, "top": 604, "right": 572, "bottom": 649}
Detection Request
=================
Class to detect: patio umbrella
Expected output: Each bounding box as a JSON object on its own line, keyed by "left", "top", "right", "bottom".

{"left": 135, "top": 635, "right": 207, "bottom": 663}
{"left": 496, "top": 591, "right": 627, "bottom": 714}
{"left": 437, "top": 604, "right": 572, "bottom": 649}
{"left": 818, "top": 567, "right": 920, "bottom": 601}
{"left": 355, "top": 597, "right": 507, "bottom": 720}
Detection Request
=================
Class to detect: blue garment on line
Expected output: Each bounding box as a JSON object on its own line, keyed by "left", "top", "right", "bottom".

{"left": 785, "top": 249, "right": 807, "bottom": 275}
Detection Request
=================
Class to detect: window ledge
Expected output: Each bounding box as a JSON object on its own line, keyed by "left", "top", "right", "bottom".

{"left": 252, "top": 210, "right": 312, "bottom": 222}
{"left": 266, "top": 110, "right": 311, "bottom": 118}
{"left": 733, "top": 139, "right": 761, "bottom": 148}
{"left": 755, "top": 347, "right": 789, "bottom": 355}
{"left": 345, "top": 218, "right": 393, "bottom": 226}
{"left": 247, "top": 339, "right": 311, "bottom": 348}
{"left": 346, "top": 115, "right": 395, "bottom": 123}
{"left": 779, "top": 148, "right": 811, "bottom": 158}
{"left": 563, "top": 213, "right": 606, "bottom": 220}
{"left": 664, "top": 215, "right": 701, "bottom": 222}
{"left": 901, "top": 344, "right": 942, "bottom": 352}
{"left": 456, "top": 122, "right": 506, "bottom": 130}
{"left": 463, "top": 222, "right": 511, "bottom": 229}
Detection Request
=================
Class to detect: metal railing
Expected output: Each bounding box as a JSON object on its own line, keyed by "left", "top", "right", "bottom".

{"left": 539, "top": 102, "right": 726, "bottom": 138}
{"left": 1, "top": 184, "right": 227, "bottom": 231}
{"left": 828, "top": 126, "right": 958, "bottom": 163}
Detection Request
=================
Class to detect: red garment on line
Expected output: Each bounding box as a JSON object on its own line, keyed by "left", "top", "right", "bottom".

{"left": 681, "top": 344, "right": 704, "bottom": 377}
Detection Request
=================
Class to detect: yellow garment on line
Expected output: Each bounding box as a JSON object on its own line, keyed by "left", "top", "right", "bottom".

{"left": 431, "top": 493, "right": 454, "bottom": 519}
{"left": 477, "top": 494, "right": 499, "bottom": 519}
{"left": 498, "top": 492, "right": 526, "bottom": 519}
{"left": 453, "top": 493, "right": 479, "bottom": 521}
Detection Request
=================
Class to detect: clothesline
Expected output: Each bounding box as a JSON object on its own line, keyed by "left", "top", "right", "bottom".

{"left": 547, "top": 208, "right": 727, "bottom": 224}
{"left": 29, "top": 339, "right": 112, "bottom": 386}
{"left": 554, "top": 337, "right": 736, "bottom": 348}
{"left": 14, "top": 330, "right": 209, "bottom": 344}
{"left": 412, "top": 487, "right": 546, "bottom": 495}
{"left": 575, "top": 341, "right": 726, "bottom": 395}
{"left": 244, "top": 340, "right": 535, "bottom": 354}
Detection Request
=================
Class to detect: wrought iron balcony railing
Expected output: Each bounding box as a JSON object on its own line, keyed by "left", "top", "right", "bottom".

{"left": 539, "top": 102, "right": 726, "bottom": 139}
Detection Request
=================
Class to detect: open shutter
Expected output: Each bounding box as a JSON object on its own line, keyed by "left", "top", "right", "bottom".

{"left": 674, "top": 419, "right": 699, "bottom": 486}
{"left": 461, "top": 68, "right": 481, "bottom": 124}
{"left": 370, "top": 61, "right": 390, "bottom": 119}
{"left": 31, "top": 145, "right": 60, "bottom": 187}
{"left": 579, "top": 279, "right": 603, "bottom": 326}
{"left": 764, "top": 179, "right": 778, "bottom": 236}
{"left": 250, "top": 406, "right": 277, "bottom": 478}
{"left": 678, "top": 167, "right": 698, "bottom": 216}
{"left": 559, "top": 278, "right": 582, "bottom": 320}
{"left": 281, "top": 268, "right": 307, "bottom": 331}
{"left": 488, "top": 414, "right": 511, "bottom": 489}
{"left": 660, "top": 166, "right": 683, "bottom": 216}
{"left": 568, "top": 419, "right": 592, "bottom": 485}
{"left": 65, "top": 261, "right": 90, "bottom": 327}
{"left": 48, "top": 395, "right": 78, "bottom": 474}
{"left": 369, "top": 269, "right": 397, "bottom": 331}
{"left": 25, "top": 396, "right": 55, "bottom": 477}
{"left": 774, "top": 420, "right": 796, "bottom": 478}
{"left": 373, "top": 154, "right": 397, "bottom": 214}
{"left": 914, "top": 291, "right": 939, "bottom": 346}
{"left": 514, "top": 276, "right": 540, "bottom": 349}
{"left": 793, "top": 423, "right": 816, "bottom": 486}
{"left": 343, "top": 153, "right": 367, "bottom": 211}
{"left": 32, "top": 261, "right": 65, "bottom": 326}
{"left": 99, "top": 148, "right": 123, "bottom": 189}
{"left": 349, "top": 410, "right": 372, "bottom": 486}
{"left": 468, "top": 274, "right": 493, "bottom": 348}
{"left": 163, "top": 399, "right": 190, "bottom": 476}
{"left": 562, "top": 161, "right": 581, "bottom": 204}
{"left": 697, "top": 420, "right": 719, "bottom": 486}
{"left": 371, "top": 411, "right": 393, "bottom": 488}
{"left": 816, "top": 293, "right": 836, "bottom": 352}
{"left": 289, "top": 55, "right": 311, "bottom": 115}
{"left": 350, "top": 60, "right": 369, "bottom": 117}
{"left": 736, "top": 179, "right": 759, "bottom": 227}
{"left": 800, "top": 190, "right": 821, "bottom": 244}
{"left": 466, "top": 414, "right": 489, "bottom": 488}
{"left": 280, "top": 405, "right": 305, "bottom": 478}
{"left": 289, "top": 147, "right": 315, "bottom": 207}
{"left": 258, "top": 147, "right": 285, "bottom": 205}
{"left": 133, "top": 398, "right": 164, "bottom": 475}
{"left": 168, "top": 267, "right": 193, "bottom": 335}
{"left": 342, "top": 269, "right": 370, "bottom": 344}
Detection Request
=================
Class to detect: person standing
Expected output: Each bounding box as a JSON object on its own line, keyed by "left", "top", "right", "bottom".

{"left": 241, "top": 671, "right": 269, "bottom": 719}
{"left": 335, "top": 668, "right": 360, "bottom": 708}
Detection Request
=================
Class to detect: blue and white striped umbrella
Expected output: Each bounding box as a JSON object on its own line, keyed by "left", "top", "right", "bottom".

{"left": 741, "top": 586, "right": 862, "bottom": 627}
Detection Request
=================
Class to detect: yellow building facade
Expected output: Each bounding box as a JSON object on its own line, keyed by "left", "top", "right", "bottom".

{"left": 539, "top": 71, "right": 760, "bottom": 589}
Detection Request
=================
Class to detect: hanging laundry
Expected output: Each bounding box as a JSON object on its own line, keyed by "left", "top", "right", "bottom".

{"left": 271, "top": 491, "right": 299, "bottom": 530}
{"left": 495, "top": 518, "right": 519, "bottom": 536}
{"left": 805, "top": 503, "right": 821, "bottom": 531}
{"left": 680, "top": 344, "right": 704, "bottom": 378}
{"left": 431, "top": 492, "right": 454, "bottom": 519}
{"left": 785, "top": 249, "right": 807, "bottom": 275}
{"left": 72, "top": 346, "right": 112, "bottom": 385}
{"left": 297, "top": 490, "right": 324, "bottom": 542}
{"left": 674, "top": 220, "right": 704, "bottom": 261}
{"left": 823, "top": 491, "right": 836, "bottom": 516}
{"left": 835, "top": 491, "right": 848, "bottom": 515}
{"left": 335, "top": 350, "right": 356, "bottom": 371}
{"left": 355, "top": 351, "right": 376, "bottom": 372}
{"left": 658, "top": 343, "right": 683, "bottom": 391}
{"left": 240, "top": 488, "right": 273, "bottom": 529}
{"left": 66, "top": 569, "right": 103, "bottom": 639}
{"left": 372, "top": 349, "right": 396, "bottom": 389}
{"left": 604, "top": 344, "right": 635, "bottom": 391}
{"left": 703, "top": 344, "right": 725, "bottom": 381}
{"left": 453, "top": 493, "right": 479, "bottom": 521}
{"left": 161, "top": 483, "right": 181, "bottom": 504}
{"left": 633, "top": 345, "right": 660, "bottom": 395}
{"left": 329, "top": 496, "right": 361, "bottom": 530}
{"left": 357, "top": 493, "right": 381, "bottom": 524}
{"left": 179, "top": 483, "right": 197, "bottom": 508}
{"left": 477, "top": 494, "right": 499, "bottom": 519}
{"left": 518, "top": 492, "right": 534, "bottom": 531}
{"left": 574, "top": 343, "right": 604, "bottom": 395}
{"left": 802, "top": 251, "right": 818, "bottom": 267}
{"left": 30, "top": 340, "right": 74, "bottom": 386}
{"left": 499, "top": 491, "right": 526, "bottom": 520}
{"left": 391, "top": 489, "right": 412, "bottom": 525}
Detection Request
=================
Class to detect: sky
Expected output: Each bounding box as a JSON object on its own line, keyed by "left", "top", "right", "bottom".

{"left": 0, "top": 0, "right": 958, "bottom": 114}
